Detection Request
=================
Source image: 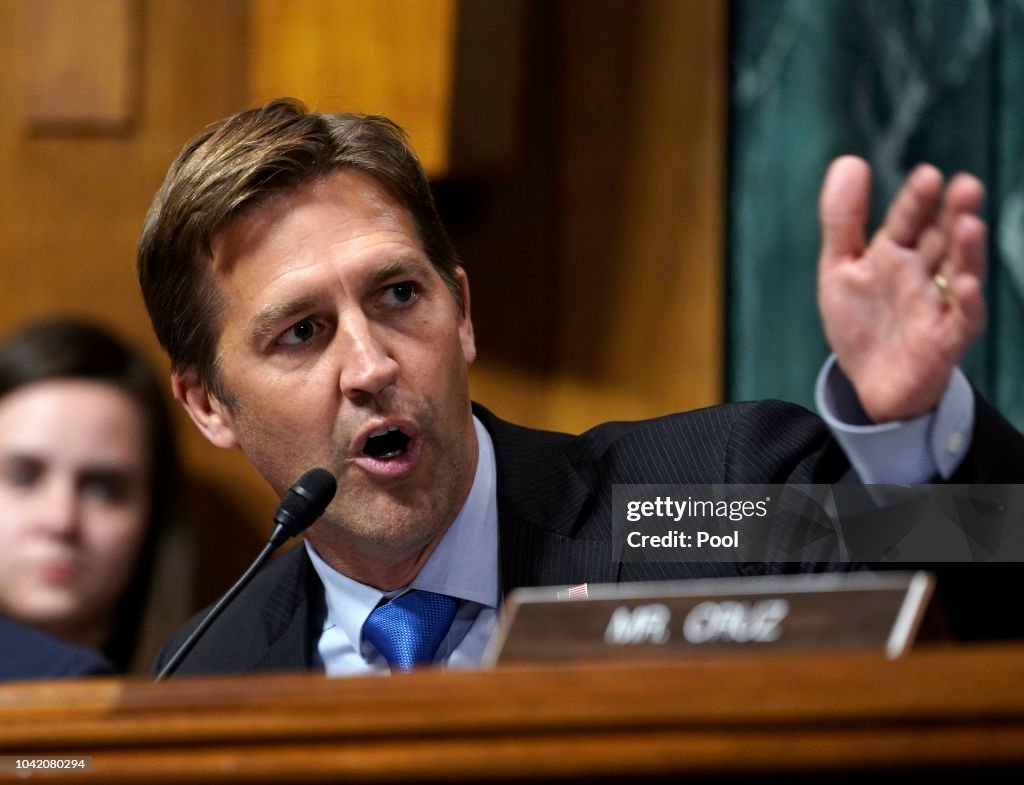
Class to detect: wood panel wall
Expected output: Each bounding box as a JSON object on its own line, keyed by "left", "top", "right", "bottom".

{"left": 0, "top": 0, "right": 726, "bottom": 611}
{"left": 464, "top": 0, "right": 726, "bottom": 433}
{"left": 249, "top": 0, "right": 457, "bottom": 177}
{"left": 1, "top": 0, "right": 271, "bottom": 537}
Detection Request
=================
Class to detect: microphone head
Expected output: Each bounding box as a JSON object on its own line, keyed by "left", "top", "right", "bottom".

{"left": 273, "top": 467, "right": 337, "bottom": 537}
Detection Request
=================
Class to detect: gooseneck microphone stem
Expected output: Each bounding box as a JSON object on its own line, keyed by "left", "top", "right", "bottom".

{"left": 153, "top": 468, "right": 337, "bottom": 682}
{"left": 153, "top": 540, "right": 278, "bottom": 682}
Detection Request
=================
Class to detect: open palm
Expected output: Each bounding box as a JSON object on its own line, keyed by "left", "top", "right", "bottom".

{"left": 817, "top": 156, "right": 986, "bottom": 423}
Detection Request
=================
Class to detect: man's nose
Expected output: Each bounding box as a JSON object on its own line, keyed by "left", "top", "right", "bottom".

{"left": 337, "top": 313, "right": 399, "bottom": 403}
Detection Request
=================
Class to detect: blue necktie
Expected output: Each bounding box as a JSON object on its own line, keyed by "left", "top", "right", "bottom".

{"left": 362, "top": 590, "right": 458, "bottom": 672}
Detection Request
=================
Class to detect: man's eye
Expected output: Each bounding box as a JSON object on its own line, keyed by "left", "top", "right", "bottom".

{"left": 277, "top": 319, "right": 319, "bottom": 346}
{"left": 386, "top": 281, "right": 417, "bottom": 305}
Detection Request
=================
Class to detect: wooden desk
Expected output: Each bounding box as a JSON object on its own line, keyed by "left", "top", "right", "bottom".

{"left": 2, "top": 644, "right": 1023, "bottom": 783}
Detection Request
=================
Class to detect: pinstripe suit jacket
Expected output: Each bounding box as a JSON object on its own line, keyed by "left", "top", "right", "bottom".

{"left": 154, "top": 397, "right": 1022, "bottom": 674}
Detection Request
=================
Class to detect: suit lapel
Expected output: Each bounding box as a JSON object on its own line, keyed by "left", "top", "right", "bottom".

{"left": 250, "top": 546, "right": 324, "bottom": 671}
{"left": 474, "top": 405, "right": 618, "bottom": 594}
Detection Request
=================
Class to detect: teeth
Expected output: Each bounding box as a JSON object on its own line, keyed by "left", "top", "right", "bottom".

{"left": 361, "top": 425, "right": 409, "bottom": 461}
{"left": 367, "top": 425, "right": 402, "bottom": 439}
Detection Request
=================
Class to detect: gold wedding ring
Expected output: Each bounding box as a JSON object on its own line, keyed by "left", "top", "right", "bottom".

{"left": 933, "top": 272, "right": 953, "bottom": 305}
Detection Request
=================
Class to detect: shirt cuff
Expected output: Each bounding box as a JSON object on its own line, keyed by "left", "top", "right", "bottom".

{"left": 814, "top": 355, "right": 974, "bottom": 483}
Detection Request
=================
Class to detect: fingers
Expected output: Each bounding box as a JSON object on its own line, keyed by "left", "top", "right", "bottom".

{"left": 941, "top": 172, "right": 985, "bottom": 224}
{"left": 883, "top": 164, "right": 944, "bottom": 247}
{"left": 819, "top": 156, "right": 871, "bottom": 267}
{"left": 819, "top": 155, "right": 987, "bottom": 301}
{"left": 882, "top": 166, "right": 985, "bottom": 285}
{"left": 948, "top": 211, "right": 987, "bottom": 284}
{"left": 953, "top": 271, "right": 986, "bottom": 338}
{"left": 932, "top": 175, "right": 986, "bottom": 295}
{"left": 932, "top": 195, "right": 986, "bottom": 326}
{"left": 949, "top": 217, "right": 987, "bottom": 340}
{"left": 916, "top": 226, "right": 947, "bottom": 275}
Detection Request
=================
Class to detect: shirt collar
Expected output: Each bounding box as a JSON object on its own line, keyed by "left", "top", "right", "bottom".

{"left": 410, "top": 416, "right": 498, "bottom": 606}
{"left": 305, "top": 415, "right": 499, "bottom": 646}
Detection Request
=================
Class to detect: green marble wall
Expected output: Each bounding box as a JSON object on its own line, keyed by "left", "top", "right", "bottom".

{"left": 729, "top": 0, "right": 1024, "bottom": 428}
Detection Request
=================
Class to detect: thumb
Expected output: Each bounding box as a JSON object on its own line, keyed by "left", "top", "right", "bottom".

{"left": 819, "top": 156, "right": 871, "bottom": 266}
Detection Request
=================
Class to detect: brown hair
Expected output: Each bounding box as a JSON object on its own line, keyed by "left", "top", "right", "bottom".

{"left": 136, "top": 97, "right": 461, "bottom": 404}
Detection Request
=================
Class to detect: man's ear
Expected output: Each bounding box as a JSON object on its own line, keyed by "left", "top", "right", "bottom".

{"left": 171, "top": 366, "right": 239, "bottom": 449}
{"left": 454, "top": 266, "right": 476, "bottom": 365}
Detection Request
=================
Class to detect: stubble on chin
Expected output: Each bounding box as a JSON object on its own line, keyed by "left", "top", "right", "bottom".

{"left": 306, "top": 421, "right": 476, "bottom": 580}
{"left": 313, "top": 450, "right": 468, "bottom": 560}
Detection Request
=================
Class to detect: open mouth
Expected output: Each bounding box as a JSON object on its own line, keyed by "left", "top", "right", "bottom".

{"left": 362, "top": 425, "right": 411, "bottom": 459}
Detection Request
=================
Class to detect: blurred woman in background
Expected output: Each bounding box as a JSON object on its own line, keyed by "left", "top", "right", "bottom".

{"left": 0, "top": 317, "right": 180, "bottom": 672}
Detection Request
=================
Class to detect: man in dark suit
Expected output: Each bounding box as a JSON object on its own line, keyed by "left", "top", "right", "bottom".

{"left": 0, "top": 617, "right": 113, "bottom": 681}
{"left": 140, "top": 99, "right": 1020, "bottom": 676}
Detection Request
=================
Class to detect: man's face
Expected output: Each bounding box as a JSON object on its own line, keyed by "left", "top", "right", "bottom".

{"left": 175, "top": 171, "right": 477, "bottom": 569}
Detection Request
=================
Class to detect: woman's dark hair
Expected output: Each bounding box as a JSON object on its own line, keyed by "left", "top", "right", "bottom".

{"left": 0, "top": 317, "right": 179, "bottom": 670}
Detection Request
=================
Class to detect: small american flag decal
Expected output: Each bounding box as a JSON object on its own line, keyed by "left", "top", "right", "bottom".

{"left": 556, "top": 584, "right": 589, "bottom": 600}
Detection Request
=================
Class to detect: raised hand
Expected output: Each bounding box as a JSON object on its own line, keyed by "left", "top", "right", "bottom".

{"left": 817, "top": 156, "right": 986, "bottom": 423}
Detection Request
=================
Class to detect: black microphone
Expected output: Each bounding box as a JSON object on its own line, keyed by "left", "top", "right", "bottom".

{"left": 154, "top": 467, "right": 337, "bottom": 682}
